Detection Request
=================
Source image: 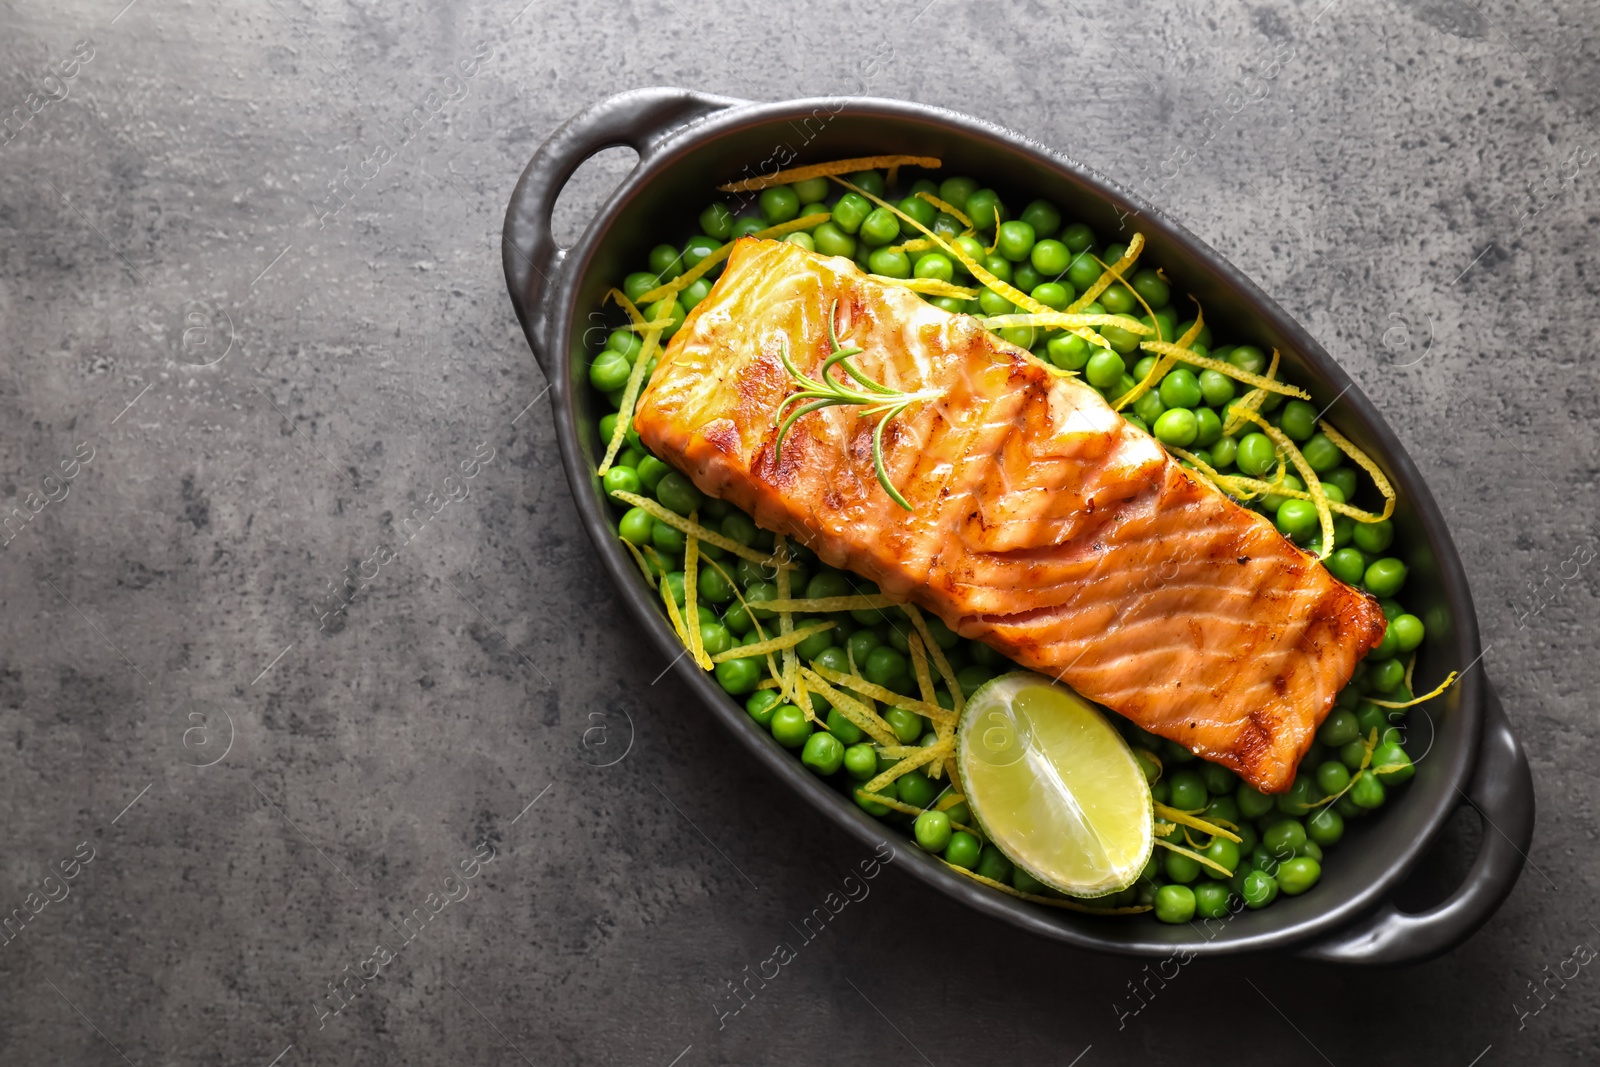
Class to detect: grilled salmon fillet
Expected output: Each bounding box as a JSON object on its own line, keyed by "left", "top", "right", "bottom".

{"left": 633, "top": 238, "right": 1386, "bottom": 792}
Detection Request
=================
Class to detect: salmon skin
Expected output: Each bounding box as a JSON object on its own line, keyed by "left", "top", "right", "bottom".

{"left": 633, "top": 238, "right": 1386, "bottom": 792}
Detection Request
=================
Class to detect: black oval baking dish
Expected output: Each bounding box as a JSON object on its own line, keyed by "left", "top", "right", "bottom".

{"left": 502, "top": 87, "right": 1534, "bottom": 963}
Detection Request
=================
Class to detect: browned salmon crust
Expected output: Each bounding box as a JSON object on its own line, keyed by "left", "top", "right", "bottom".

{"left": 633, "top": 238, "right": 1386, "bottom": 792}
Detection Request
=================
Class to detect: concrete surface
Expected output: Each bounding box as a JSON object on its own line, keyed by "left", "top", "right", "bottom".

{"left": 2, "top": 0, "right": 1598, "bottom": 1063}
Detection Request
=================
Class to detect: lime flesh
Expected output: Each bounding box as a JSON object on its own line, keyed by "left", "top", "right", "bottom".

{"left": 957, "top": 672, "right": 1153, "bottom": 897}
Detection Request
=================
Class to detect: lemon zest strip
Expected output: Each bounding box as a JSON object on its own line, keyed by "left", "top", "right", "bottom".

{"left": 717, "top": 156, "right": 941, "bottom": 193}
{"left": 710, "top": 622, "right": 835, "bottom": 664}
{"left": 1152, "top": 803, "right": 1242, "bottom": 844}
{"left": 1369, "top": 671, "right": 1458, "bottom": 709}
{"left": 1236, "top": 410, "right": 1335, "bottom": 559}
{"left": 800, "top": 667, "right": 900, "bottom": 747}
{"left": 861, "top": 738, "right": 951, "bottom": 794}
{"left": 608, "top": 492, "right": 775, "bottom": 564}
{"left": 872, "top": 276, "right": 980, "bottom": 300}
{"left": 1155, "top": 838, "right": 1234, "bottom": 879}
{"left": 1318, "top": 419, "right": 1397, "bottom": 522}
{"left": 914, "top": 191, "right": 974, "bottom": 230}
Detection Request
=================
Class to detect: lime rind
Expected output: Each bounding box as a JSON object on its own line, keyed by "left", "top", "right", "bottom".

{"left": 957, "top": 672, "right": 1154, "bottom": 899}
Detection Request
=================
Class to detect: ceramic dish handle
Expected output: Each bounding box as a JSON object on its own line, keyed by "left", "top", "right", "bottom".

{"left": 502, "top": 87, "right": 745, "bottom": 375}
{"left": 1298, "top": 680, "right": 1534, "bottom": 965}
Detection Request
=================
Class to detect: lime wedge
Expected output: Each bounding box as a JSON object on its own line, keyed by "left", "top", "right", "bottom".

{"left": 957, "top": 672, "right": 1153, "bottom": 898}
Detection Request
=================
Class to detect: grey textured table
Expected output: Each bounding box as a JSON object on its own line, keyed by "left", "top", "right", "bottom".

{"left": 2, "top": 0, "right": 1595, "bottom": 1063}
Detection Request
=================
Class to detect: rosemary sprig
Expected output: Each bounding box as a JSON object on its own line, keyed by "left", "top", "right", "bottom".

{"left": 772, "top": 300, "right": 943, "bottom": 511}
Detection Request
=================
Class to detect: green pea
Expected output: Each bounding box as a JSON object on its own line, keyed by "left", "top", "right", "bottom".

{"left": 1198, "top": 764, "right": 1235, "bottom": 796}
{"left": 896, "top": 769, "right": 938, "bottom": 809}
{"left": 768, "top": 703, "right": 811, "bottom": 748}
{"left": 651, "top": 519, "right": 687, "bottom": 557}
{"left": 1313, "top": 759, "right": 1350, "bottom": 797}
{"left": 694, "top": 564, "right": 733, "bottom": 606}
{"left": 842, "top": 630, "right": 881, "bottom": 669}
{"left": 633, "top": 454, "right": 668, "bottom": 493}
{"left": 801, "top": 731, "right": 844, "bottom": 775}
{"left": 1017, "top": 199, "right": 1061, "bottom": 237}
{"left": 1386, "top": 613, "right": 1424, "bottom": 653}
{"left": 914, "top": 808, "right": 953, "bottom": 852}
{"left": 1205, "top": 794, "right": 1241, "bottom": 826}
{"left": 1129, "top": 268, "right": 1170, "bottom": 309}
{"left": 1030, "top": 238, "right": 1072, "bottom": 277}
{"left": 590, "top": 349, "right": 631, "bottom": 393}
{"left": 854, "top": 785, "right": 891, "bottom": 816}
{"left": 1205, "top": 836, "right": 1242, "bottom": 874}
{"left": 1100, "top": 283, "right": 1137, "bottom": 315}
{"left": 654, "top": 472, "right": 704, "bottom": 517}
{"left": 1364, "top": 557, "right": 1408, "bottom": 598}
{"left": 1370, "top": 742, "right": 1415, "bottom": 783}
{"left": 1193, "top": 368, "right": 1233, "bottom": 408}
{"left": 839, "top": 743, "right": 876, "bottom": 782}
{"left": 1272, "top": 399, "right": 1316, "bottom": 442}
{"left": 882, "top": 707, "right": 923, "bottom": 745}
{"left": 975, "top": 844, "right": 1014, "bottom": 883}
{"left": 803, "top": 221, "right": 854, "bottom": 260}
{"left": 1044, "top": 332, "right": 1089, "bottom": 371}
{"left": 1193, "top": 880, "right": 1231, "bottom": 919}
{"left": 1154, "top": 884, "right": 1197, "bottom": 923}
{"left": 1306, "top": 807, "right": 1343, "bottom": 847}
{"left": 1236, "top": 433, "right": 1278, "bottom": 476}
{"left": 1210, "top": 435, "right": 1238, "bottom": 468}
{"left": 845, "top": 170, "right": 885, "bottom": 198}
{"left": 813, "top": 646, "right": 850, "bottom": 674}
{"left": 1080, "top": 349, "right": 1122, "bottom": 390}
{"left": 699, "top": 203, "right": 734, "bottom": 240}
{"left": 617, "top": 506, "right": 653, "bottom": 546}
{"left": 831, "top": 192, "right": 872, "bottom": 234}
{"left": 647, "top": 243, "right": 683, "bottom": 280}
{"left": 1232, "top": 781, "right": 1272, "bottom": 820}
{"left": 1275, "top": 499, "right": 1320, "bottom": 543}
{"left": 644, "top": 297, "right": 686, "bottom": 338}
{"left": 680, "top": 278, "right": 713, "bottom": 310}
{"left": 890, "top": 195, "right": 934, "bottom": 232}
{"left": 715, "top": 655, "right": 762, "bottom": 695}
{"left": 956, "top": 665, "right": 997, "bottom": 698}
{"left": 1240, "top": 869, "right": 1278, "bottom": 909}
{"left": 1276, "top": 776, "right": 1317, "bottom": 816}
{"left": 1300, "top": 433, "right": 1340, "bottom": 472}
{"left": 964, "top": 189, "right": 1006, "bottom": 230}
{"left": 860, "top": 645, "right": 906, "bottom": 689}
{"left": 746, "top": 689, "right": 782, "bottom": 727}
{"left": 604, "top": 330, "right": 643, "bottom": 364}
{"left": 1317, "top": 709, "right": 1360, "bottom": 748}
{"left": 857, "top": 208, "right": 900, "bottom": 247}
{"left": 1262, "top": 819, "right": 1307, "bottom": 858}
{"left": 994, "top": 220, "right": 1036, "bottom": 262}
{"left": 866, "top": 247, "right": 911, "bottom": 279}
{"left": 1060, "top": 252, "right": 1097, "bottom": 292}
{"left": 783, "top": 232, "right": 815, "bottom": 252}
{"left": 1122, "top": 413, "right": 1149, "bottom": 434}
{"left": 1228, "top": 345, "right": 1268, "bottom": 375}
{"left": 1326, "top": 547, "right": 1367, "bottom": 586}
{"left": 1103, "top": 242, "right": 1129, "bottom": 265}
{"left": 1167, "top": 770, "right": 1208, "bottom": 811}
{"left": 1190, "top": 407, "right": 1223, "bottom": 448}
{"left": 1049, "top": 220, "right": 1088, "bottom": 252}
{"left": 1165, "top": 850, "right": 1201, "bottom": 884}
{"left": 1277, "top": 857, "right": 1321, "bottom": 896}
{"left": 1351, "top": 518, "right": 1393, "bottom": 554}
{"left": 758, "top": 185, "right": 800, "bottom": 224}
{"left": 910, "top": 252, "right": 955, "bottom": 283}
{"left": 1349, "top": 771, "right": 1386, "bottom": 809}
{"left": 731, "top": 217, "right": 766, "bottom": 240}
{"left": 999, "top": 325, "right": 1036, "bottom": 350}
{"left": 1153, "top": 408, "right": 1199, "bottom": 447}
{"left": 931, "top": 178, "right": 974, "bottom": 214}
{"left": 1133, "top": 391, "right": 1165, "bottom": 426}
{"left": 785, "top": 176, "right": 827, "bottom": 203}
{"left": 1368, "top": 657, "right": 1405, "bottom": 693}
{"left": 944, "top": 831, "right": 982, "bottom": 869}
{"left": 978, "top": 287, "right": 1014, "bottom": 317}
